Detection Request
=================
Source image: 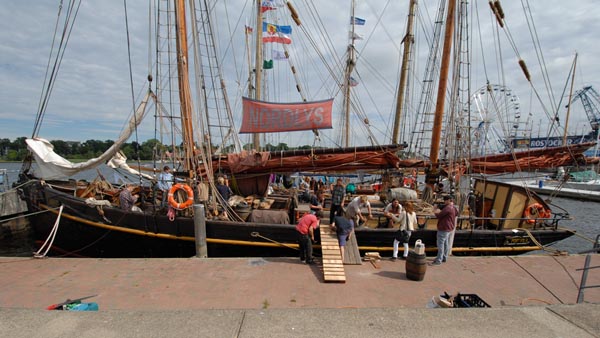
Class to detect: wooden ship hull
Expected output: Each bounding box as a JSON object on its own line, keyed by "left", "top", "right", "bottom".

{"left": 20, "top": 178, "right": 573, "bottom": 258}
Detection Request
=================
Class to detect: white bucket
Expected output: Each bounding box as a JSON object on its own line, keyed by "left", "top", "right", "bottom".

{"left": 414, "top": 239, "right": 425, "bottom": 255}
{"left": 426, "top": 296, "right": 452, "bottom": 308}
{"left": 426, "top": 296, "right": 439, "bottom": 308}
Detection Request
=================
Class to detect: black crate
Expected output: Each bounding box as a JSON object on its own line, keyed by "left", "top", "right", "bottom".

{"left": 452, "top": 293, "right": 491, "bottom": 308}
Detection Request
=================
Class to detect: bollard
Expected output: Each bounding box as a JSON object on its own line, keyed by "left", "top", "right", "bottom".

{"left": 193, "top": 204, "right": 207, "bottom": 258}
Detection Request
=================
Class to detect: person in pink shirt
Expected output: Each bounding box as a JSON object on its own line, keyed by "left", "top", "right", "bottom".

{"left": 296, "top": 210, "right": 323, "bottom": 265}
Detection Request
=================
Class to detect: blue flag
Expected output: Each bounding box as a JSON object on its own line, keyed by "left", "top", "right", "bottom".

{"left": 351, "top": 16, "right": 365, "bottom": 25}
{"left": 263, "top": 22, "right": 292, "bottom": 35}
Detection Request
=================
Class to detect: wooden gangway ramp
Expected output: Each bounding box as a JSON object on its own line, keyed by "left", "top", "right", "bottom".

{"left": 319, "top": 226, "right": 346, "bottom": 283}
{"left": 343, "top": 232, "right": 362, "bottom": 265}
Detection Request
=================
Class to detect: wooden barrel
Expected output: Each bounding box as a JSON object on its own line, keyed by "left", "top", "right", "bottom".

{"left": 405, "top": 251, "right": 427, "bottom": 281}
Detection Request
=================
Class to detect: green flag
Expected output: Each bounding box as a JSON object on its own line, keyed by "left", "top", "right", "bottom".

{"left": 263, "top": 59, "right": 273, "bottom": 69}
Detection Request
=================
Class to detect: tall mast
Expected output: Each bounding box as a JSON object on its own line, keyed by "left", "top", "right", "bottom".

{"left": 253, "top": 0, "right": 263, "bottom": 151}
{"left": 392, "top": 0, "right": 418, "bottom": 145}
{"left": 174, "top": 0, "right": 196, "bottom": 176}
{"left": 429, "top": 0, "right": 456, "bottom": 167}
{"left": 563, "top": 53, "right": 577, "bottom": 146}
{"left": 343, "top": 0, "right": 357, "bottom": 147}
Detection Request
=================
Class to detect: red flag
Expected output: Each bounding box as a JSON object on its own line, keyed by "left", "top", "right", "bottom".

{"left": 261, "top": 1, "right": 277, "bottom": 12}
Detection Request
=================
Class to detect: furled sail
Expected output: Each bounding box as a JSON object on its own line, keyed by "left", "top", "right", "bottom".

{"left": 26, "top": 91, "right": 155, "bottom": 179}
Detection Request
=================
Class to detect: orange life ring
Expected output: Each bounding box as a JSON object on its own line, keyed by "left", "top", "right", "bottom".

{"left": 523, "top": 203, "right": 551, "bottom": 224}
{"left": 403, "top": 177, "right": 415, "bottom": 188}
{"left": 168, "top": 183, "right": 194, "bottom": 210}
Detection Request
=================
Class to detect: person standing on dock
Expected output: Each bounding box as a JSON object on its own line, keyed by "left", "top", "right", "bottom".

{"left": 432, "top": 195, "right": 458, "bottom": 265}
{"left": 391, "top": 202, "right": 417, "bottom": 261}
{"left": 296, "top": 210, "right": 323, "bottom": 265}
{"left": 329, "top": 178, "right": 346, "bottom": 224}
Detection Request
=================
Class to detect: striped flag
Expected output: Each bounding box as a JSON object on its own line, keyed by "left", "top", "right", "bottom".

{"left": 263, "top": 22, "right": 292, "bottom": 44}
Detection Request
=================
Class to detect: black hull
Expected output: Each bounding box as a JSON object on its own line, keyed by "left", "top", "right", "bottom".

{"left": 21, "top": 181, "right": 573, "bottom": 258}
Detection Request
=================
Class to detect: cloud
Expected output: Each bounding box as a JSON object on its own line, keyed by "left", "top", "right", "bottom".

{"left": 1, "top": 0, "right": 599, "bottom": 151}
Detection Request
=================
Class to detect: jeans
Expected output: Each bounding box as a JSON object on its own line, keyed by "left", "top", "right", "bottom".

{"left": 435, "top": 230, "right": 452, "bottom": 263}
{"left": 298, "top": 233, "right": 313, "bottom": 262}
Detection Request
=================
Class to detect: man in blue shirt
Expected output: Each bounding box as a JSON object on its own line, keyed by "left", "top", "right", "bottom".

{"left": 157, "top": 166, "right": 173, "bottom": 207}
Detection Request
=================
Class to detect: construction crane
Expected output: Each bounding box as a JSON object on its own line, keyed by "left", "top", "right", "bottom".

{"left": 568, "top": 85, "right": 600, "bottom": 132}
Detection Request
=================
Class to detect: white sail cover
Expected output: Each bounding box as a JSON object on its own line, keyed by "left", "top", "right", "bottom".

{"left": 26, "top": 91, "right": 154, "bottom": 179}
{"left": 106, "top": 151, "right": 154, "bottom": 180}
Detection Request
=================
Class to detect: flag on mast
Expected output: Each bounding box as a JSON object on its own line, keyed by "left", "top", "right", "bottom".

{"left": 262, "top": 22, "right": 292, "bottom": 44}
{"left": 272, "top": 50, "right": 288, "bottom": 60}
{"left": 350, "top": 16, "right": 366, "bottom": 25}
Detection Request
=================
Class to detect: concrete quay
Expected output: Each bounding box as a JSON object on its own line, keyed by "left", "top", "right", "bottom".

{"left": 0, "top": 254, "right": 599, "bottom": 337}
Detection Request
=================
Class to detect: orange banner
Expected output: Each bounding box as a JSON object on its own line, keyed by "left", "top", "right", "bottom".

{"left": 240, "top": 97, "right": 333, "bottom": 133}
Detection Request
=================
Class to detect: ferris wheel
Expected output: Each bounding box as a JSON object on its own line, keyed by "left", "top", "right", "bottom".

{"left": 467, "top": 84, "right": 526, "bottom": 156}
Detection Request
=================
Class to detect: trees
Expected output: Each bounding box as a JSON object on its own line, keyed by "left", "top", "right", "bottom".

{"left": 0, "top": 137, "right": 309, "bottom": 161}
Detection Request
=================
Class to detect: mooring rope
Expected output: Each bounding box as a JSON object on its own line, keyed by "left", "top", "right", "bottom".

{"left": 250, "top": 231, "right": 298, "bottom": 251}
{"left": 34, "top": 205, "right": 64, "bottom": 258}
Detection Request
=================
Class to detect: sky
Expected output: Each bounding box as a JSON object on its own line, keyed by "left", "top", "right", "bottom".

{"left": 1, "top": 0, "right": 600, "bottom": 149}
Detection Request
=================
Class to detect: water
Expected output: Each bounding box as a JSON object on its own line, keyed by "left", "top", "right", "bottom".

{"left": 1, "top": 162, "right": 599, "bottom": 256}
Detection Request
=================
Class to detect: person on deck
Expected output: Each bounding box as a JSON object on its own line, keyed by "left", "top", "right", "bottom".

{"left": 215, "top": 176, "right": 234, "bottom": 219}
{"left": 330, "top": 214, "right": 354, "bottom": 263}
{"left": 345, "top": 195, "right": 372, "bottom": 227}
{"left": 431, "top": 195, "right": 458, "bottom": 265}
{"left": 329, "top": 178, "right": 346, "bottom": 224}
{"left": 308, "top": 190, "right": 325, "bottom": 214}
{"left": 216, "top": 176, "right": 233, "bottom": 202}
{"left": 119, "top": 184, "right": 139, "bottom": 211}
{"left": 299, "top": 177, "right": 311, "bottom": 202}
{"left": 383, "top": 198, "right": 403, "bottom": 228}
{"left": 296, "top": 210, "right": 322, "bottom": 265}
{"left": 157, "top": 166, "right": 173, "bottom": 208}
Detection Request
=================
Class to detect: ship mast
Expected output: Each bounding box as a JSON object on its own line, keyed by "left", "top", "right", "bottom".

{"left": 342, "top": 0, "right": 358, "bottom": 147}
{"left": 563, "top": 53, "right": 577, "bottom": 146}
{"left": 392, "top": 0, "right": 418, "bottom": 145}
{"left": 174, "top": 0, "right": 197, "bottom": 177}
{"left": 427, "top": 0, "right": 456, "bottom": 186}
{"left": 253, "top": 0, "right": 263, "bottom": 151}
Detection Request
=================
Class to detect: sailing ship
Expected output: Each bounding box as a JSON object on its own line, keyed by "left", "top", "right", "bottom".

{"left": 17, "top": 0, "right": 579, "bottom": 258}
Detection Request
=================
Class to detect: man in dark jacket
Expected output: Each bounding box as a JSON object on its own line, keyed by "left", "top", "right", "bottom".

{"left": 431, "top": 195, "right": 458, "bottom": 265}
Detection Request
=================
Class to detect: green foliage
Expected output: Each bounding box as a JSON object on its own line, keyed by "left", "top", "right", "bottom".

{"left": 0, "top": 137, "right": 310, "bottom": 161}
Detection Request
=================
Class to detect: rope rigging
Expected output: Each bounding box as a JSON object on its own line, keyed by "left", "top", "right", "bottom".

{"left": 33, "top": 0, "right": 83, "bottom": 138}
